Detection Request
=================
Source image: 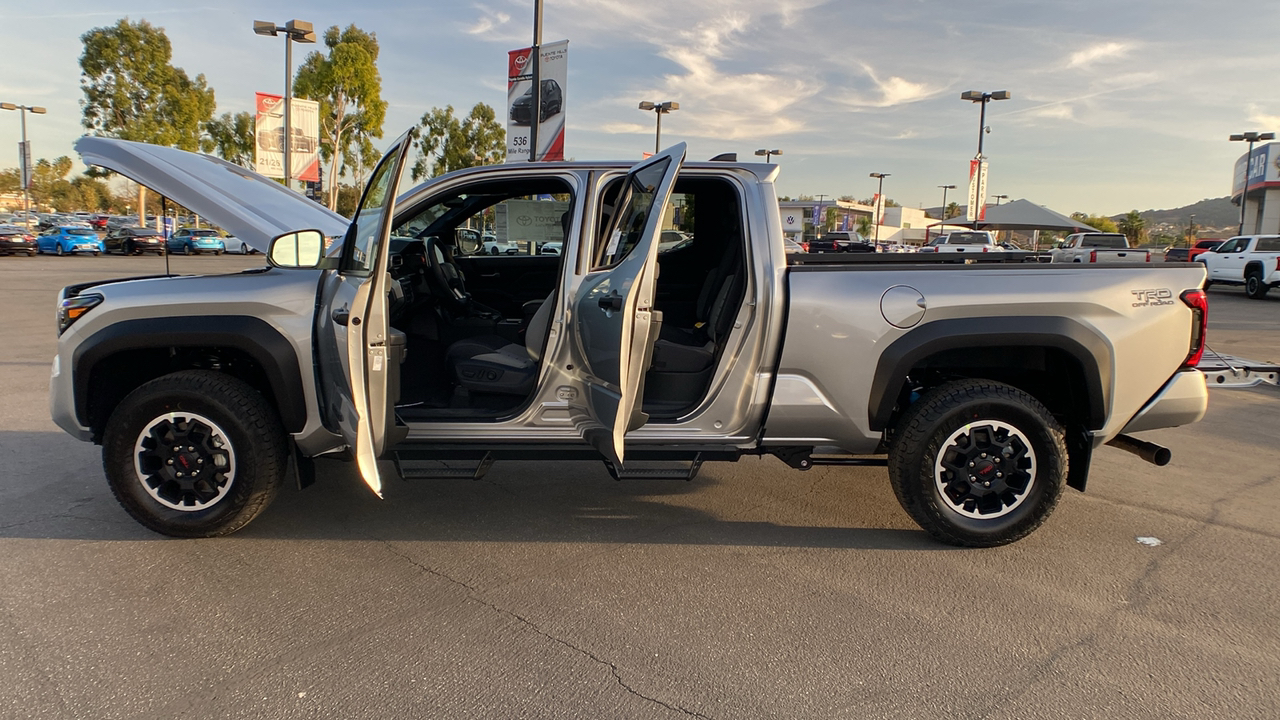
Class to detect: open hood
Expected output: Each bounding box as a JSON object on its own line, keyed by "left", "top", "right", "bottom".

{"left": 76, "top": 136, "right": 350, "bottom": 251}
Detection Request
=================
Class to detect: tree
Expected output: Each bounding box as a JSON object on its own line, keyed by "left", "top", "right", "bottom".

{"left": 293, "top": 24, "right": 388, "bottom": 210}
{"left": 945, "top": 201, "right": 960, "bottom": 220}
{"left": 1070, "top": 212, "right": 1118, "bottom": 233}
{"left": 79, "top": 18, "right": 216, "bottom": 151}
{"left": 1117, "top": 209, "right": 1146, "bottom": 244}
{"left": 411, "top": 103, "right": 506, "bottom": 180}
{"left": 856, "top": 215, "right": 874, "bottom": 237}
{"left": 203, "top": 112, "right": 255, "bottom": 167}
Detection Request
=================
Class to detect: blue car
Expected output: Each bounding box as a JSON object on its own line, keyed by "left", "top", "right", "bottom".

{"left": 167, "top": 228, "right": 226, "bottom": 255}
{"left": 38, "top": 226, "right": 105, "bottom": 256}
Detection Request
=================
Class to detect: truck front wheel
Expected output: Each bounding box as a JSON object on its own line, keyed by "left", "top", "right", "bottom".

{"left": 101, "top": 370, "right": 288, "bottom": 537}
{"left": 888, "top": 379, "right": 1067, "bottom": 547}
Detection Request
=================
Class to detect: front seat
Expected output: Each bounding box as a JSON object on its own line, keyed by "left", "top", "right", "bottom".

{"left": 445, "top": 292, "right": 556, "bottom": 398}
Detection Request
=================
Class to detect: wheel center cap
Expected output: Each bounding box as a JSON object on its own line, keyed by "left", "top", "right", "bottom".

{"left": 175, "top": 452, "right": 198, "bottom": 473}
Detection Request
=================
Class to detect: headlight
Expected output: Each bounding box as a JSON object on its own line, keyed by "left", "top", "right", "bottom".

{"left": 57, "top": 293, "right": 103, "bottom": 335}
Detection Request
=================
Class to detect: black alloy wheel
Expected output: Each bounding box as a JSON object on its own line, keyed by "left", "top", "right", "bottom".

{"left": 1245, "top": 272, "right": 1269, "bottom": 299}
{"left": 888, "top": 379, "right": 1067, "bottom": 547}
{"left": 101, "top": 370, "right": 288, "bottom": 537}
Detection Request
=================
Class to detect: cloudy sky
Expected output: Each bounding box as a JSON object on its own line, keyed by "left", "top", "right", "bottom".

{"left": 4, "top": 0, "right": 1280, "bottom": 217}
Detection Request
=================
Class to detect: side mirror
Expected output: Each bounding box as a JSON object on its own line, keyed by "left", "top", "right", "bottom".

{"left": 269, "top": 229, "right": 325, "bottom": 268}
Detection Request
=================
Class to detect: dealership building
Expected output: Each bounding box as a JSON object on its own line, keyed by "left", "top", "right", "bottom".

{"left": 1232, "top": 142, "right": 1280, "bottom": 235}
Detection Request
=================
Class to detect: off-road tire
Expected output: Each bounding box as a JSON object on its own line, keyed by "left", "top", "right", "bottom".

{"left": 888, "top": 379, "right": 1067, "bottom": 547}
{"left": 1245, "top": 272, "right": 1269, "bottom": 299}
{"left": 101, "top": 370, "right": 288, "bottom": 537}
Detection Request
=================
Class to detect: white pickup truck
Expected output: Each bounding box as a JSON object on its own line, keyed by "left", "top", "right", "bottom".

{"left": 1197, "top": 234, "right": 1280, "bottom": 299}
{"left": 1050, "top": 232, "right": 1151, "bottom": 264}
{"left": 918, "top": 231, "right": 997, "bottom": 254}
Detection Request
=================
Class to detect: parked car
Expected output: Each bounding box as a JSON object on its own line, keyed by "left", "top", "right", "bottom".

{"left": 1049, "top": 233, "right": 1150, "bottom": 264}
{"left": 167, "top": 228, "right": 225, "bottom": 255}
{"left": 539, "top": 240, "right": 563, "bottom": 255}
{"left": 919, "top": 231, "right": 999, "bottom": 254}
{"left": 808, "top": 231, "right": 873, "bottom": 253}
{"left": 481, "top": 235, "right": 519, "bottom": 255}
{"left": 1188, "top": 239, "right": 1224, "bottom": 262}
{"left": 38, "top": 226, "right": 105, "bottom": 256}
{"left": 223, "top": 234, "right": 258, "bottom": 255}
{"left": 510, "top": 79, "right": 563, "bottom": 126}
{"left": 57, "top": 134, "right": 1211, "bottom": 548}
{"left": 783, "top": 237, "right": 807, "bottom": 254}
{"left": 104, "top": 227, "right": 166, "bottom": 255}
{"left": 0, "top": 224, "right": 38, "bottom": 256}
{"left": 1197, "top": 234, "right": 1280, "bottom": 298}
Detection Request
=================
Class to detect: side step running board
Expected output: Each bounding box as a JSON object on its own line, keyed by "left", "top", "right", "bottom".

{"left": 394, "top": 452, "right": 495, "bottom": 480}
{"left": 603, "top": 454, "right": 704, "bottom": 481}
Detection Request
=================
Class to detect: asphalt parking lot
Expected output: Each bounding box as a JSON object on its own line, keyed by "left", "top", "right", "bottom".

{"left": 2, "top": 255, "right": 1278, "bottom": 719}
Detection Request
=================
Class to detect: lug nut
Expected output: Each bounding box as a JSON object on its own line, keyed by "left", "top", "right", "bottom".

{"left": 995, "top": 458, "right": 1001, "bottom": 463}
{"left": 996, "top": 472, "right": 1003, "bottom": 478}
{"left": 166, "top": 458, "right": 173, "bottom": 465}
{"left": 187, "top": 446, "right": 194, "bottom": 452}
{"left": 175, "top": 472, "right": 184, "bottom": 477}
{"left": 968, "top": 461, "right": 975, "bottom": 468}
{"left": 173, "top": 446, "right": 180, "bottom": 452}
{"left": 983, "top": 481, "right": 991, "bottom": 487}
{"left": 980, "top": 453, "right": 987, "bottom": 458}
{"left": 969, "top": 475, "right": 976, "bottom": 482}
{"left": 197, "top": 458, "right": 204, "bottom": 464}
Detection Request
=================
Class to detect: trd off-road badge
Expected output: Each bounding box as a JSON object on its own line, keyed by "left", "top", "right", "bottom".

{"left": 1131, "top": 288, "right": 1175, "bottom": 307}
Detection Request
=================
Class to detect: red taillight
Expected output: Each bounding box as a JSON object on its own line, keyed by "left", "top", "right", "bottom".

{"left": 801, "top": 241, "right": 809, "bottom": 252}
{"left": 982, "top": 246, "right": 989, "bottom": 252}
{"left": 1145, "top": 250, "right": 1151, "bottom": 262}
{"left": 1180, "top": 289, "right": 1208, "bottom": 367}
{"left": 1089, "top": 249, "right": 1097, "bottom": 262}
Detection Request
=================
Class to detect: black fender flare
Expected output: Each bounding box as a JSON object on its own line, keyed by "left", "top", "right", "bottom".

{"left": 868, "top": 316, "right": 1112, "bottom": 431}
{"left": 72, "top": 315, "right": 308, "bottom": 433}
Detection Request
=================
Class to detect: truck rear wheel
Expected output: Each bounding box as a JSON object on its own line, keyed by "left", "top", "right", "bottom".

{"left": 1245, "top": 272, "right": 1269, "bottom": 299}
{"left": 888, "top": 379, "right": 1067, "bottom": 547}
{"left": 101, "top": 370, "right": 288, "bottom": 537}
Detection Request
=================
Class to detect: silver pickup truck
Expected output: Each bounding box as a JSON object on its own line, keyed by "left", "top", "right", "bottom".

{"left": 1049, "top": 232, "right": 1152, "bottom": 264}
{"left": 50, "top": 133, "right": 1210, "bottom": 547}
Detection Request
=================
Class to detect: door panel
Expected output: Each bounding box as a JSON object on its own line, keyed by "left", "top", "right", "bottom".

{"left": 316, "top": 127, "right": 417, "bottom": 497}
{"left": 558, "top": 144, "right": 686, "bottom": 465}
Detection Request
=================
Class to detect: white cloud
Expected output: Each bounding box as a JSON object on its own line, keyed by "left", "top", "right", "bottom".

{"left": 1246, "top": 104, "right": 1280, "bottom": 130}
{"left": 1068, "top": 41, "right": 1132, "bottom": 68}
{"left": 463, "top": 6, "right": 511, "bottom": 35}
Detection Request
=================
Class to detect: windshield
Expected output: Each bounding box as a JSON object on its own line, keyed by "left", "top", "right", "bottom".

{"left": 1079, "top": 234, "right": 1127, "bottom": 248}
{"left": 945, "top": 233, "right": 990, "bottom": 245}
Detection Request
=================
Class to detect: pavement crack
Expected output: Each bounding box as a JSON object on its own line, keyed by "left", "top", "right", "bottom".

{"left": 376, "top": 538, "right": 711, "bottom": 719}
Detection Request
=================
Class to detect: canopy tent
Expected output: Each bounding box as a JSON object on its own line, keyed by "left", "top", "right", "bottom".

{"left": 925, "top": 199, "right": 1097, "bottom": 232}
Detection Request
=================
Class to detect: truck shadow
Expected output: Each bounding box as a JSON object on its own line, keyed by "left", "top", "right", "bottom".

{"left": 0, "top": 432, "right": 946, "bottom": 550}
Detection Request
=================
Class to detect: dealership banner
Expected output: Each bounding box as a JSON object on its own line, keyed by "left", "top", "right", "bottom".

{"left": 505, "top": 40, "right": 568, "bottom": 162}
{"left": 1232, "top": 142, "right": 1280, "bottom": 199}
{"left": 254, "top": 93, "right": 320, "bottom": 182}
{"left": 966, "top": 159, "right": 988, "bottom": 222}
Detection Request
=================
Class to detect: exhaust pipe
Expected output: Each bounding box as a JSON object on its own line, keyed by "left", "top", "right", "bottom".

{"left": 1106, "top": 434, "right": 1172, "bottom": 466}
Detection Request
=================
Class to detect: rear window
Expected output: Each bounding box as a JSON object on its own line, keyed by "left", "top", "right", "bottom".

{"left": 945, "top": 232, "right": 991, "bottom": 245}
{"left": 1195, "top": 240, "right": 1222, "bottom": 249}
{"left": 1256, "top": 237, "right": 1280, "bottom": 252}
{"left": 1078, "top": 234, "right": 1127, "bottom": 248}
{"left": 189, "top": 229, "right": 220, "bottom": 237}
{"left": 68, "top": 228, "right": 97, "bottom": 236}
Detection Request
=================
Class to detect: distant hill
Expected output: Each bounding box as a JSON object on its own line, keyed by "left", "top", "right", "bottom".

{"left": 1112, "top": 197, "right": 1237, "bottom": 232}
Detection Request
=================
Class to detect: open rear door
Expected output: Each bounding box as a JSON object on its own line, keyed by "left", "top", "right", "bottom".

{"left": 317, "top": 128, "right": 416, "bottom": 497}
{"left": 564, "top": 143, "right": 686, "bottom": 465}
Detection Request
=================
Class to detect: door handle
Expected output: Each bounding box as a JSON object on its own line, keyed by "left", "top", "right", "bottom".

{"left": 598, "top": 292, "right": 624, "bottom": 312}
{"left": 332, "top": 309, "right": 350, "bottom": 326}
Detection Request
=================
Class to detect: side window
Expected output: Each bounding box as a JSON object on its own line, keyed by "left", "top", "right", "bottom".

{"left": 1256, "top": 237, "right": 1280, "bottom": 252}
{"left": 341, "top": 150, "right": 399, "bottom": 275}
{"left": 592, "top": 157, "right": 670, "bottom": 270}
{"left": 390, "top": 179, "right": 574, "bottom": 256}
{"left": 1217, "top": 238, "right": 1241, "bottom": 253}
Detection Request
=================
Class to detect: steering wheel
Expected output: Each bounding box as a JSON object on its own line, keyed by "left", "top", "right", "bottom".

{"left": 421, "top": 236, "right": 472, "bottom": 314}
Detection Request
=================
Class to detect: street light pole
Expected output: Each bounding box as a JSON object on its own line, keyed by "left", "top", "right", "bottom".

{"left": 938, "top": 184, "right": 955, "bottom": 221}
{"left": 960, "top": 90, "right": 1010, "bottom": 226}
{"left": 1188, "top": 213, "right": 1196, "bottom": 246}
{"left": 814, "top": 193, "right": 827, "bottom": 239}
{"left": 254, "top": 19, "right": 316, "bottom": 191}
{"left": 638, "top": 101, "right": 679, "bottom": 154}
{"left": 993, "top": 194, "right": 1008, "bottom": 206}
{"left": 0, "top": 102, "right": 47, "bottom": 228}
{"left": 869, "top": 172, "right": 890, "bottom": 244}
{"left": 1229, "top": 131, "right": 1275, "bottom": 236}
{"left": 754, "top": 148, "right": 783, "bottom": 163}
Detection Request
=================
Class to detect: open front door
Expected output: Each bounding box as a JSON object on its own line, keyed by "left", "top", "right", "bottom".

{"left": 318, "top": 128, "right": 416, "bottom": 497}
{"left": 565, "top": 143, "right": 686, "bottom": 465}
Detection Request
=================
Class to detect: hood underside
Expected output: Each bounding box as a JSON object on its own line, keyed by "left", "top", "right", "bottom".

{"left": 75, "top": 137, "right": 350, "bottom": 251}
